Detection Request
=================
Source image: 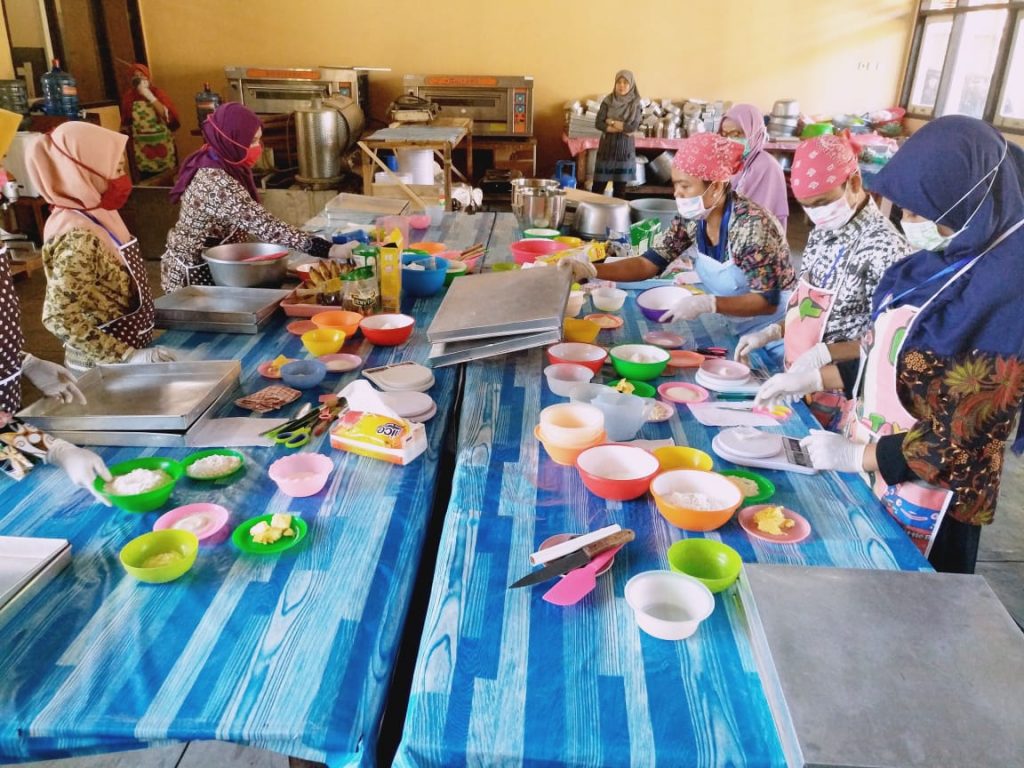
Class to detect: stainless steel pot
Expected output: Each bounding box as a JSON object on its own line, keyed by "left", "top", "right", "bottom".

{"left": 629, "top": 198, "right": 678, "bottom": 230}
{"left": 513, "top": 186, "right": 567, "bottom": 229}
{"left": 511, "top": 178, "right": 560, "bottom": 210}
{"left": 647, "top": 151, "right": 674, "bottom": 184}
{"left": 574, "top": 200, "right": 632, "bottom": 238}
{"left": 202, "top": 243, "right": 289, "bottom": 288}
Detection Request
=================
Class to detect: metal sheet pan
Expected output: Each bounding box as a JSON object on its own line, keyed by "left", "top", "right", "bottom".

{"left": 153, "top": 319, "right": 266, "bottom": 335}
{"left": 18, "top": 361, "right": 241, "bottom": 432}
{"left": 154, "top": 286, "right": 289, "bottom": 325}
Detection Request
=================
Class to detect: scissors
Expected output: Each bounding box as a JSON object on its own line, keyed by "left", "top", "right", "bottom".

{"left": 264, "top": 408, "right": 321, "bottom": 448}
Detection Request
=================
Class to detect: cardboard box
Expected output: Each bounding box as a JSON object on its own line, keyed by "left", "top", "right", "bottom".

{"left": 329, "top": 411, "right": 426, "bottom": 465}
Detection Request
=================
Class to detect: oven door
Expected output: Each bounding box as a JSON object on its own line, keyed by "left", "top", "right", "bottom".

{"left": 240, "top": 81, "right": 333, "bottom": 114}
{"left": 418, "top": 86, "right": 512, "bottom": 134}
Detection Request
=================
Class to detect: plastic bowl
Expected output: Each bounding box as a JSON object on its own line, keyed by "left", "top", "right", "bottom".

{"left": 637, "top": 286, "right": 694, "bottom": 323}
{"left": 408, "top": 241, "right": 445, "bottom": 255}
{"left": 311, "top": 310, "right": 362, "bottom": 337}
{"left": 119, "top": 529, "right": 199, "bottom": 584}
{"left": 575, "top": 444, "right": 660, "bottom": 501}
{"left": 154, "top": 502, "right": 231, "bottom": 544}
{"left": 555, "top": 236, "right": 583, "bottom": 248}
{"left": 523, "top": 227, "right": 561, "bottom": 239}
{"left": 547, "top": 342, "right": 607, "bottom": 374}
{"left": 609, "top": 344, "right": 670, "bottom": 381}
{"left": 604, "top": 379, "right": 657, "bottom": 399}
{"left": 534, "top": 425, "right": 607, "bottom": 466}
{"left": 624, "top": 570, "right": 715, "bottom": 640}
{"left": 280, "top": 360, "right": 327, "bottom": 389}
{"left": 302, "top": 328, "right": 346, "bottom": 356}
{"left": 718, "top": 469, "right": 776, "bottom": 505}
{"left": 544, "top": 363, "right": 595, "bottom": 396}
{"left": 700, "top": 359, "right": 750, "bottom": 381}
{"left": 268, "top": 452, "right": 334, "bottom": 497}
{"left": 182, "top": 449, "right": 245, "bottom": 481}
{"left": 653, "top": 446, "right": 714, "bottom": 472}
{"left": 563, "top": 318, "right": 600, "bottom": 344}
{"left": 650, "top": 470, "right": 743, "bottom": 531}
{"left": 401, "top": 253, "right": 450, "bottom": 297}
{"left": 360, "top": 313, "right": 415, "bottom": 345}
{"left": 565, "top": 291, "right": 586, "bottom": 318}
{"left": 94, "top": 457, "right": 183, "bottom": 513}
{"left": 538, "top": 403, "right": 605, "bottom": 446}
{"left": 667, "top": 538, "right": 743, "bottom": 593}
{"left": 444, "top": 261, "right": 469, "bottom": 286}
{"left": 492, "top": 262, "right": 520, "bottom": 272}
{"left": 591, "top": 287, "right": 627, "bottom": 312}
{"left": 509, "top": 239, "right": 569, "bottom": 264}
{"left": 408, "top": 215, "right": 431, "bottom": 230}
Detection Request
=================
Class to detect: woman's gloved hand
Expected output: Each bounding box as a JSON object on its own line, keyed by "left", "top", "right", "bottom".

{"left": 556, "top": 253, "right": 597, "bottom": 282}
{"left": 659, "top": 293, "right": 716, "bottom": 323}
{"left": 21, "top": 354, "right": 86, "bottom": 405}
{"left": 734, "top": 323, "right": 782, "bottom": 362}
{"left": 790, "top": 342, "right": 832, "bottom": 373}
{"left": 125, "top": 347, "right": 178, "bottom": 364}
{"left": 754, "top": 368, "right": 824, "bottom": 406}
{"left": 799, "top": 430, "right": 867, "bottom": 473}
{"left": 46, "top": 439, "right": 112, "bottom": 506}
{"left": 308, "top": 237, "right": 334, "bottom": 258}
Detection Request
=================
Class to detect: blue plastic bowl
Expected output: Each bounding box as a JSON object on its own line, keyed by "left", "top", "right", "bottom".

{"left": 401, "top": 253, "right": 450, "bottom": 298}
{"left": 280, "top": 359, "right": 327, "bottom": 389}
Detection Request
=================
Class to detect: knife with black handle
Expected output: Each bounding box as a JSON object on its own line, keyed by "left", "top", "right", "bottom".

{"left": 509, "top": 529, "right": 635, "bottom": 589}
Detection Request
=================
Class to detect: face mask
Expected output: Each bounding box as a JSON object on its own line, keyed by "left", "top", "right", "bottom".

{"left": 728, "top": 137, "right": 749, "bottom": 158}
{"left": 803, "top": 188, "right": 855, "bottom": 231}
{"left": 675, "top": 185, "right": 722, "bottom": 220}
{"left": 99, "top": 174, "right": 132, "bottom": 210}
{"left": 901, "top": 219, "right": 951, "bottom": 252}
{"left": 241, "top": 144, "right": 262, "bottom": 168}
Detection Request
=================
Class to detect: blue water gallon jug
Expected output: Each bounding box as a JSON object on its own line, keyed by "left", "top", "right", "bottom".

{"left": 41, "top": 59, "right": 79, "bottom": 117}
{"left": 554, "top": 160, "right": 577, "bottom": 189}
{"left": 195, "top": 82, "right": 221, "bottom": 126}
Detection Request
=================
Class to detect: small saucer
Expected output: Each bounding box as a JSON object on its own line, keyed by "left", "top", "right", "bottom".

{"left": 584, "top": 313, "right": 624, "bottom": 330}
{"left": 287, "top": 320, "right": 318, "bottom": 336}
{"left": 318, "top": 353, "right": 362, "bottom": 373}
{"left": 667, "top": 350, "right": 705, "bottom": 368}
{"left": 643, "top": 331, "right": 685, "bottom": 349}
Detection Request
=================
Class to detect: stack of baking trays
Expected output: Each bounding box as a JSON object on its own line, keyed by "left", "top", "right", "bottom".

{"left": 17, "top": 361, "right": 242, "bottom": 447}
{"left": 154, "top": 286, "right": 291, "bottom": 334}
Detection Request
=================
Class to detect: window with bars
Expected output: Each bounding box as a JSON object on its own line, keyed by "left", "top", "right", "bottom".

{"left": 901, "top": 0, "right": 1024, "bottom": 130}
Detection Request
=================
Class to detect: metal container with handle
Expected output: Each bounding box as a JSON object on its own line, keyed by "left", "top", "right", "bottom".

{"left": 512, "top": 185, "right": 567, "bottom": 230}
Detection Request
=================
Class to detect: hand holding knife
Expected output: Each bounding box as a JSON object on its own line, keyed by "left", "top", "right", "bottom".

{"left": 509, "top": 529, "right": 635, "bottom": 588}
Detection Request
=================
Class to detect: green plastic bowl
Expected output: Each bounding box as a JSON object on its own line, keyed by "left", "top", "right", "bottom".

{"left": 801, "top": 122, "right": 834, "bottom": 138}
{"left": 718, "top": 469, "right": 775, "bottom": 505}
{"left": 95, "top": 457, "right": 183, "bottom": 513}
{"left": 119, "top": 529, "right": 198, "bottom": 583}
{"left": 667, "top": 538, "right": 742, "bottom": 593}
{"left": 444, "top": 261, "right": 468, "bottom": 286}
{"left": 182, "top": 449, "right": 245, "bottom": 482}
{"left": 609, "top": 344, "right": 670, "bottom": 381}
{"left": 491, "top": 262, "right": 520, "bottom": 272}
{"left": 232, "top": 514, "right": 309, "bottom": 555}
{"left": 604, "top": 378, "right": 657, "bottom": 399}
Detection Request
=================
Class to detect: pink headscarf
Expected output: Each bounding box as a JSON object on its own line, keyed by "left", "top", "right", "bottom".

{"left": 723, "top": 104, "right": 790, "bottom": 226}
{"left": 791, "top": 135, "right": 859, "bottom": 199}
{"left": 672, "top": 133, "right": 743, "bottom": 182}
{"left": 26, "top": 122, "right": 131, "bottom": 247}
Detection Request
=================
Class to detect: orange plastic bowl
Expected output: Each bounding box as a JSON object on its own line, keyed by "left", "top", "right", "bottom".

{"left": 650, "top": 470, "right": 743, "bottom": 531}
{"left": 408, "top": 241, "right": 446, "bottom": 255}
{"left": 534, "top": 425, "right": 607, "bottom": 466}
{"left": 312, "top": 310, "right": 362, "bottom": 337}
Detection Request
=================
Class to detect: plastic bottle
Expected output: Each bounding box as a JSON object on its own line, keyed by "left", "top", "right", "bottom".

{"left": 41, "top": 59, "right": 79, "bottom": 117}
{"left": 195, "top": 83, "right": 221, "bottom": 126}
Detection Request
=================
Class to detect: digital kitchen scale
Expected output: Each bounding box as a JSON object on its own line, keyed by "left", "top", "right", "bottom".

{"left": 711, "top": 426, "right": 818, "bottom": 475}
{"left": 695, "top": 368, "right": 769, "bottom": 396}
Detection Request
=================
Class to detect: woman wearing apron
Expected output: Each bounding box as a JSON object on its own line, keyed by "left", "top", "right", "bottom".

{"left": 162, "top": 103, "right": 335, "bottom": 292}
{"left": 581, "top": 134, "right": 795, "bottom": 337}
{"left": 737, "top": 135, "right": 911, "bottom": 427}
{"left": 26, "top": 122, "right": 174, "bottom": 371}
{"left": 756, "top": 116, "right": 1024, "bottom": 574}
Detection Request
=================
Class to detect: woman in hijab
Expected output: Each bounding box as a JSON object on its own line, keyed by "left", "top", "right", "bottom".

{"left": 26, "top": 122, "right": 174, "bottom": 372}
{"left": 119, "top": 62, "right": 180, "bottom": 178}
{"left": 593, "top": 70, "right": 642, "bottom": 198}
{"left": 755, "top": 116, "right": 1024, "bottom": 574}
{"left": 720, "top": 103, "right": 789, "bottom": 232}
{"left": 162, "top": 103, "right": 333, "bottom": 291}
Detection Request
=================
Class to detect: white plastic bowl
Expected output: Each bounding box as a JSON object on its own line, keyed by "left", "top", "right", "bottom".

{"left": 591, "top": 287, "right": 627, "bottom": 312}
{"left": 565, "top": 291, "right": 586, "bottom": 317}
{"left": 538, "top": 403, "right": 605, "bottom": 446}
{"left": 544, "top": 363, "right": 594, "bottom": 397}
{"left": 624, "top": 570, "right": 715, "bottom": 640}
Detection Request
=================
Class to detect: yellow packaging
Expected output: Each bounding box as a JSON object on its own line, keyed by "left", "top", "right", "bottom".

{"left": 377, "top": 227, "right": 403, "bottom": 313}
{"left": 329, "top": 409, "right": 426, "bottom": 465}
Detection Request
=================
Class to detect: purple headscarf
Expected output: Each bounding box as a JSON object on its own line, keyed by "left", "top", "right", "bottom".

{"left": 723, "top": 104, "right": 789, "bottom": 228}
{"left": 170, "top": 103, "right": 261, "bottom": 203}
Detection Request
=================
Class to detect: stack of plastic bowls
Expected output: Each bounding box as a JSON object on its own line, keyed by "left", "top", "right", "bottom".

{"left": 534, "top": 403, "right": 606, "bottom": 466}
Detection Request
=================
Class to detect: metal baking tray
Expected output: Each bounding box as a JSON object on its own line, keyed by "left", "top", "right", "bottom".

{"left": 154, "top": 286, "right": 289, "bottom": 327}
{"left": 153, "top": 318, "right": 268, "bottom": 335}
{"left": 17, "top": 361, "right": 241, "bottom": 432}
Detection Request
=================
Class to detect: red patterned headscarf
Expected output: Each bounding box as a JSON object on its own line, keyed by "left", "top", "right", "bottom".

{"left": 671, "top": 133, "right": 744, "bottom": 182}
{"left": 791, "top": 135, "right": 859, "bottom": 198}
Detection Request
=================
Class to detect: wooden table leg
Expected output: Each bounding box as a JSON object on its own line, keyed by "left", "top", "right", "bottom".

{"left": 443, "top": 143, "right": 453, "bottom": 211}
{"left": 466, "top": 133, "right": 473, "bottom": 182}
{"left": 361, "top": 144, "right": 375, "bottom": 196}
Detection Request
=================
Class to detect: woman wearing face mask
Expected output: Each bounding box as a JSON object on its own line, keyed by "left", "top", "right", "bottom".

{"left": 26, "top": 122, "right": 174, "bottom": 371}
{"left": 736, "top": 135, "right": 911, "bottom": 425}
{"left": 720, "top": 103, "right": 789, "bottom": 232}
{"left": 161, "top": 103, "right": 334, "bottom": 291}
{"left": 755, "top": 116, "right": 1024, "bottom": 574}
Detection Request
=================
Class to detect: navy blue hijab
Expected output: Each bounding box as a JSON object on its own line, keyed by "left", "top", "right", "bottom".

{"left": 867, "top": 116, "right": 1024, "bottom": 450}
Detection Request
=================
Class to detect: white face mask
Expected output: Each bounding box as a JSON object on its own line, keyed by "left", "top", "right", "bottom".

{"left": 803, "top": 189, "right": 856, "bottom": 231}
{"left": 675, "top": 185, "right": 722, "bottom": 220}
{"left": 901, "top": 219, "right": 951, "bottom": 252}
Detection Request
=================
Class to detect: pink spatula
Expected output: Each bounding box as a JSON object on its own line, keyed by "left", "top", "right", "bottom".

{"left": 241, "top": 250, "right": 288, "bottom": 263}
{"left": 542, "top": 545, "right": 623, "bottom": 606}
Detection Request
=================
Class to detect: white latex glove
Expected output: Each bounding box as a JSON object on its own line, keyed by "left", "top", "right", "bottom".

{"left": 21, "top": 354, "right": 86, "bottom": 405}
{"left": 735, "top": 323, "right": 782, "bottom": 362}
{"left": 799, "top": 429, "right": 867, "bottom": 473}
{"left": 556, "top": 253, "right": 597, "bottom": 282}
{"left": 754, "top": 368, "right": 824, "bottom": 406}
{"left": 790, "top": 342, "right": 832, "bottom": 373}
{"left": 659, "top": 293, "right": 717, "bottom": 323}
{"left": 328, "top": 242, "right": 357, "bottom": 261}
{"left": 137, "top": 82, "right": 156, "bottom": 102}
{"left": 46, "top": 439, "right": 112, "bottom": 506}
{"left": 125, "top": 347, "right": 178, "bottom": 364}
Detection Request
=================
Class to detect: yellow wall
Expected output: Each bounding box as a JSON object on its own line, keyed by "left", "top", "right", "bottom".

{"left": 138, "top": 0, "right": 917, "bottom": 172}
{"left": 0, "top": 12, "right": 14, "bottom": 78}
{"left": 5, "top": 0, "right": 46, "bottom": 48}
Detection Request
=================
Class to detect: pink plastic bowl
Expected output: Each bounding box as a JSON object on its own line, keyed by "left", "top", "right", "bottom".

{"left": 509, "top": 239, "right": 569, "bottom": 264}
{"left": 268, "top": 453, "right": 334, "bottom": 497}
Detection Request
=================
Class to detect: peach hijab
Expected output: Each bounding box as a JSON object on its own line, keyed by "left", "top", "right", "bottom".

{"left": 26, "top": 122, "right": 132, "bottom": 248}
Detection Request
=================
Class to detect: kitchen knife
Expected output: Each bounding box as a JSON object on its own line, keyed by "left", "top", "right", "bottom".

{"left": 509, "top": 529, "right": 635, "bottom": 589}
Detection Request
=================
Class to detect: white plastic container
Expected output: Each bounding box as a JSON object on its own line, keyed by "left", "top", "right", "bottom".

{"left": 591, "top": 287, "right": 627, "bottom": 312}
{"left": 565, "top": 290, "right": 586, "bottom": 317}
{"left": 624, "top": 570, "right": 715, "bottom": 640}
{"left": 543, "top": 363, "right": 594, "bottom": 397}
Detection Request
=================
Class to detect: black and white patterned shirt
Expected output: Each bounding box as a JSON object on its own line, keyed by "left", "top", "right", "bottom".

{"left": 801, "top": 197, "right": 912, "bottom": 343}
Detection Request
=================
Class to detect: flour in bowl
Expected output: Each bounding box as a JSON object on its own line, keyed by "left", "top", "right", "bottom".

{"left": 186, "top": 454, "right": 242, "bottom": 479}
{"left": 106, "top": 468, "right": 172, "bottom": 495}
{"left": 666, "top": 491, "right": 725, "bottom": 510}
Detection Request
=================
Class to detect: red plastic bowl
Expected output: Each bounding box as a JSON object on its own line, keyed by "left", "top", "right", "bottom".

{"left": 509, "top": 239, "right": 569, "bottom": 265}
{"left": 359, "top": 313, "right": 415, "bottom": 346}
{"left": 575, "top": 444, "right": 660, "bottom": 501}
{"left": 546, "top": 342, "right": 608, "bottom": 375}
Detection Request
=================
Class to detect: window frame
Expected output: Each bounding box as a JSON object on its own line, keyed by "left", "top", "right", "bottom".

{"left": 900, "top": 0, "right": 1023, "bottom": 133}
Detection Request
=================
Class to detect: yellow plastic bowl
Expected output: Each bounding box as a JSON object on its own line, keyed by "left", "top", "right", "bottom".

{"left": 119, "top": 529, "right": 198, "bottom": 584}
{"left": 654, "top": 446, "right": 714, "bottom": 472}
{"left": 555, "top": 236, "right": 583, "bottom": 248}
{"left": 563, "top": 317, "right": 600, "bottom": 344}
{"left": 302, "top": 328, "right": 346, "bottom": 356}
